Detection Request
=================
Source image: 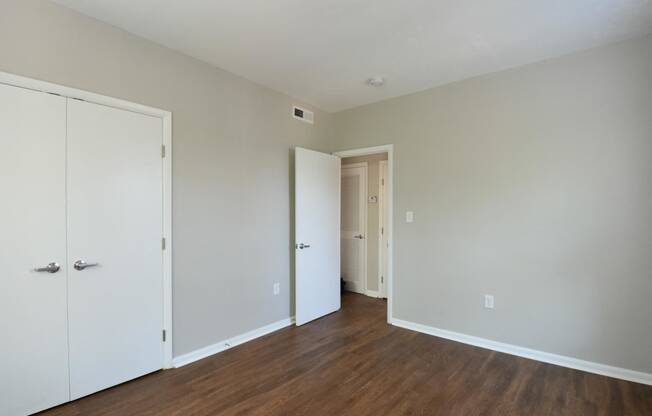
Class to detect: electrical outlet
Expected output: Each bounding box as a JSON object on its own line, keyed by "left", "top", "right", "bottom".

{"left": 273, "top": 282, "right": 280, "bottom": 295}
{"left": 484, "top": 294, "right": 495, "bottom": 309}
{"left": 406, "top": 211, "right": 414, "bottom": 223}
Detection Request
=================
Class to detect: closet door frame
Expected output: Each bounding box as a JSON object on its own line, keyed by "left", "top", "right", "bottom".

{"left": 0, "top": 71, "right": 174, "bottom": 369}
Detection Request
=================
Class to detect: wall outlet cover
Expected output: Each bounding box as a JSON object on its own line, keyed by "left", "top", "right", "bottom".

{"left": 406, "top": 211, "right": 414, "bottom": 223}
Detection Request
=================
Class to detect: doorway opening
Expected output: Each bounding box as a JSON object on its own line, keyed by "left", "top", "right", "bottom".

{"left": 334, "top": 145, "right": 393, "bottom": 323}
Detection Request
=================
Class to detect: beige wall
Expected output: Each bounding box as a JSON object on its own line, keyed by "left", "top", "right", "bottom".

{"left": 4, "top": 0, "right": 652, "bottom": 376}
{"left": 332, "top": 34, "right": 652, "bottom": 373}
{"left": 342, "top": 154, "right": 388, "bottom": 293}
{"left": 0, "top": 0, "right": 333, "bottom": 356}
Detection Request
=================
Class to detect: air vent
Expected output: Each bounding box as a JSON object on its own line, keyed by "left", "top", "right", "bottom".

{"left": 293, "top": 106, "right": 314, "bottom": 124}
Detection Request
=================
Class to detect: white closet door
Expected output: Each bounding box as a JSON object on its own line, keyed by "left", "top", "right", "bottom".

{"left": 0, "top": 84, "right": 69, "bottom": 415}
{"left": 66, "top": 99, "right": 164, "bottom": 399}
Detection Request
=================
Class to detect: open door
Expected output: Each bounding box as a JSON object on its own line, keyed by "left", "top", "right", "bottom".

{"left": 295, "top": 147, "right": 341, "bottom": 326}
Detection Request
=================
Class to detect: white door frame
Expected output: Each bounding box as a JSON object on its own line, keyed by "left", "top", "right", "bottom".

{"left": 340, "top": 162, "right": 368, "bottom": 295}
{"left": 0, "top": 71, "right": 174, "bottom": 368}
{"left": 378, "top": 160, "right": 388, "bottom": 298}
{"left": 333, "top": 145, "right": 394, "bottom": 323}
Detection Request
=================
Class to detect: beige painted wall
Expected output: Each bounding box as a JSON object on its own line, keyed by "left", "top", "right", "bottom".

{"left": 4, "top": 0, "right": 652, "bottom": 376}
{"left": 332, "top": 34, "right": 652, "bottom": 373}
{"left": 0, "top": 0, "right": 333, "bottom": 356}
{"left": 342, "top": 154, "right": 388, "bottom": 293}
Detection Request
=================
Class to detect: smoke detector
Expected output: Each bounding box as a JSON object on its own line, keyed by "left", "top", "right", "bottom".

{"left": 366, "top": 77, "right": 385, "bottom": 87}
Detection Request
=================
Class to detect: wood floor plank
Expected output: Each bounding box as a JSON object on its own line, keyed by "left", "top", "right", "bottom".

{"left": 37, "top": 293, "right": 652, "bottom": 416}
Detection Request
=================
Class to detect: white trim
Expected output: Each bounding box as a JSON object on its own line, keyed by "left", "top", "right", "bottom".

{"left": 391, "top": 318, "right": 652, "bottom": 386}
{"left": 0, "top": 71, "right": 174, "bottom": 369}
{"left": 335, "top": 145, "right": 393, "bottom": 158}
{"left": 341, "top": 161, "right": 368, "bottom": 169}
{"left": 0, "top": 72, "right": 170, "bottom": 118}
{"left": 340, "top": 162, "right": 368, "bottom": 295}
{"left": 364, "top": 290, "right": 380, "bottom": 298}
{"left": 173, "top": 317, "right": 295, "bottom": 368}
{"left": 334, "top": 145, "right": 394, "bottom": 323}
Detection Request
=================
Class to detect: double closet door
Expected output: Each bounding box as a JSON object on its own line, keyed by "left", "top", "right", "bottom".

{"left": 1, "top": 83, "right": 165, "bottom": 416}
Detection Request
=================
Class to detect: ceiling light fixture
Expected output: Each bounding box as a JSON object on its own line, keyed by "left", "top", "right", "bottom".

{"left": 366, "top": 77, "right": 385, "bottom": 87}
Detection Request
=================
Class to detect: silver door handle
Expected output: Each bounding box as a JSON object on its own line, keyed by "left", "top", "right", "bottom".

{"left": 34, "top": 262, "right": 60, "bottom": 273}
{"left": 296, "top": 243, "right": 311, "bottom": 249}
{"left": 354, "top": 235, "right": 364, "bottom": 239}
{"left": 74, "top": 260, "right": 99, "bottom": 271}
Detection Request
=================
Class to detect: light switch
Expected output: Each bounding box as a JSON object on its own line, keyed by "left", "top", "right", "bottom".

{"left": 406, "top": 211, "right": 414, "bottom": 223}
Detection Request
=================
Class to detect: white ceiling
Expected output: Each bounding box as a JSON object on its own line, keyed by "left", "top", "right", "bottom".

{"left": 52, "top": 0, "right": 652, "bottom": 112}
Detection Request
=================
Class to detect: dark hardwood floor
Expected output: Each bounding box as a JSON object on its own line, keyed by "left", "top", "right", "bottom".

{"left": 39, "top": 292, "right": 652, "bottom": 416}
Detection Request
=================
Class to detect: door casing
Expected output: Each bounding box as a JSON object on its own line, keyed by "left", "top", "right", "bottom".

{"left": 333, "top": 145, "right": 394, "bottom": 323}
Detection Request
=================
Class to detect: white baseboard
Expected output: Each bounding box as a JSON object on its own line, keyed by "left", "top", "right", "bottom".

{"left": 390, "top": 318, "right": 652, "bottom": 386}
{"left": 365, "top": 290, "right": 380, "bottom": 298}
{"left": 173, "top": 316, "right": 295, "bottom": 368}
{"left": 344, "top": 283, "right": 364, "bottom": 295}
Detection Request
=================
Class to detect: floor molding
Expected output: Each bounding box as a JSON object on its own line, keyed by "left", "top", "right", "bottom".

{"left": 365, "top": 290, "right": 380, "bottom": 298}
{"left": 173, "top": 317, "right": 295, "bottom": 368}
{"left": 390, "top": 318, "right": 652, "bottom": 386}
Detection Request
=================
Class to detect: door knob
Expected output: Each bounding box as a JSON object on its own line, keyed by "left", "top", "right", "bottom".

{"left": 73, "top": 260, "right": 99, "bottom": 271}
{"left": 34, "top": 262, "right": 60, "bottom": 273}
{"left": 354, "top": 234, "right": 364, "bottom": 239}
{"left": 296, "top": 243, "right": 311, "bottom": 249}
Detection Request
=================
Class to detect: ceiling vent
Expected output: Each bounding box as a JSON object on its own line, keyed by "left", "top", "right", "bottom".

{"left": 293, "top": 106, "right": 314, "bottom": 124}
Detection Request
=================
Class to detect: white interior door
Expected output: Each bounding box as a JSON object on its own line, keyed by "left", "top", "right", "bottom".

{"left": 66, "top": 99, "right": 164, "bottom": 399}
{"left": 340, "top": 164, "right": 367, "bottom": 294}
{"left": 378, "top": 160, "right": 388, "bottom": 298}
{"left": 295, "top": 147, "right": 341, "bottom": 326}
{"left": 0, "top": 84, "right": 70, "bottom": 415}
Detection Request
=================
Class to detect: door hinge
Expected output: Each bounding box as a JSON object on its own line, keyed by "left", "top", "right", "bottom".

{"left": 381, "top": 227, "right": 384, "bottom": 235}
{"left": 382, "top": 178, "right": 384, "bottom": 186}
{"left": 162, "top": 237, "right": 166, "bottom": 250}
{"left": 381, "top": 276, "right": 384, "bottom": 283}
{"left": 162, "top": 329, "right": 167, "bottom": 342}
{"left": 161, "top": 145, "right": 166, "bottom": 158}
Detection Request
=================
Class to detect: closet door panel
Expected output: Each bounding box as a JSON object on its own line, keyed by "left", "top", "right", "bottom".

{"left": 0, "top": 84, "right": 69, "bottom": 415}
{"left": 66, "top": 99, "right": 164, "bottom": 400}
